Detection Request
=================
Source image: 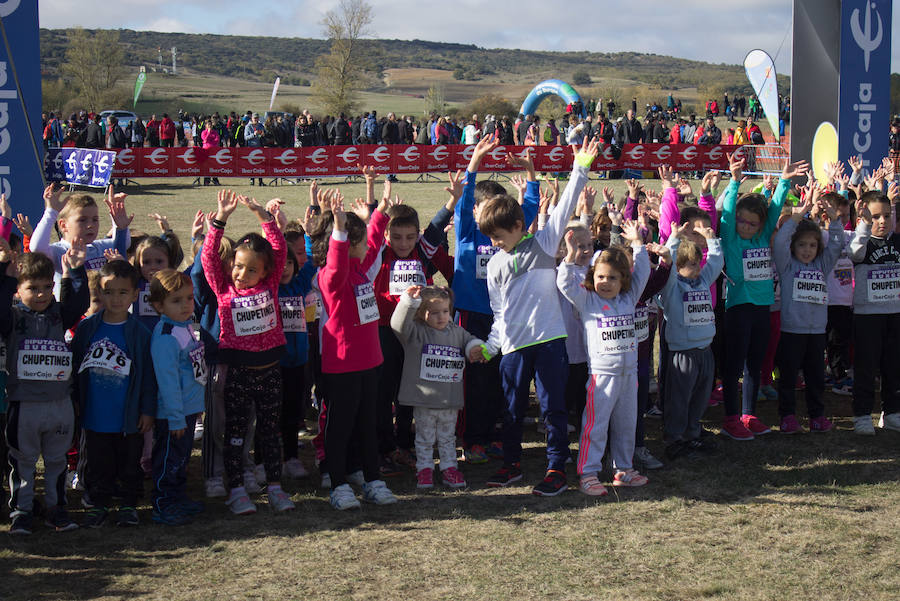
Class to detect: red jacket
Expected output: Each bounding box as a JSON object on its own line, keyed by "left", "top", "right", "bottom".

{"left": 319, "top": 210, "right": 389, "bottom": 374}
{"left": 669, "top": 125, "right": 681, "bottom": 144}
{"left": 373, "top": 242, "right": 453, "bottom": 327}
{"left": 160, "top": 117, "right": 176, "bottom": 140}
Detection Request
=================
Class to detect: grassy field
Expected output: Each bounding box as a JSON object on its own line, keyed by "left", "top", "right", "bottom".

{"left": 2, "top": 176, "right": 898, "bottom": 601}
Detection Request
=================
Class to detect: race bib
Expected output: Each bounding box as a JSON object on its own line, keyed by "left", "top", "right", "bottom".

{"left": 683, "top": 290, "right": 714, "bottom": 326}
{"left": 792, "top": 270, "right": 827, "bottom": 305}
{"left": 305, "top": 291, "right": 322, "bottom": 320}
{"left": 476, "top": 245, "right": 499, "bottom": 279}
{"left": 742, "top": 247, "right": 771, "bottom": 282}
{"left": 230, "top": 291, "right": 277, "bottom": 337}
{"left": 279, "top": 296, "right": 307, "bottom": 333}
{"left": 867, "top": 266, "right": 900, "bottom": 303}
{"left": 388, "top": 260, "right": 426, "bottom": 296}
{"left": 419, "top": 343, "right": 465, "bottom": 383}
{"left": 84, "top": 256, "right": 107, "bottom": 271}
{"left": 595, "top": 314, "right": 636, "bottom": 355}
{"left": 79, "top": 339, "right": 131, "bottom": 376}
{"left": 17, "top": 339, "right": 72, "bottom": 381}
{"left": 190, "top": 346, "right": 208, "bottom": 386}
{"left": 355, "top": 282, "right": 379, "bottom": 324}
{"left": 137, "top": 282, "right": 157, "bottom": 317}
{"left": 634, "top": 305, "right": 649, "bottom": 343}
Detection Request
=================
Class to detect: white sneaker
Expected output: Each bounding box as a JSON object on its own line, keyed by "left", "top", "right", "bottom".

{"left": 193, "top": 421, "right": 204, "bottom": 442}
{"left": 362, "top": 480, "right": 398, "bottom": 505}
{"left": 329, "top": 484, "right": 360, "bottom": 510}
{"left": 320, "top": 472, "right": 332, "bottom": 489}
{"left": 267, "top": 488, "right": 296, "bottom": 512}
{"left": 243, "top": 471, "right": 262, "bottom": 494}
{"left": 205, "top": 477, "right": 227, "bottom": 498}
{"left": 634, "top": 446, "right": 664, "bottom": 470}
{"left": 878, "top": 411, "right": 900, "bottom": 432}
{"left": 254, "top": 463, "right": 267, "bottom": 484}
{"left": 854, "top": 415, "right": 876, "bottom": 436}
{"left": 283, "top": 458, "right": 309, "bottom": 479}
{"left": 226, "top": 492, "right": 257, "bottom": 515}
{"left": 346, "top": 470, "right": 365, "bottom": 487}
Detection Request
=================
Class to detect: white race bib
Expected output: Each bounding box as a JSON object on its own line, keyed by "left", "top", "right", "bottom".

{"left": 419, "top": 343, "right": 465, "bottom": 383}
{"left": 305, "top": 291, "right": 322, "bottom": 320}
{"left": 683, "top": 290, "right": 715, "bottom": 326}
{"left": 355, "top": 282, "right": 379, "bottom": 324}
{"left": 792, "top": 269, "right": 827, "bottom": 305}
{"left": 634, "top": 305, "right": 649, "bottom": 343}
{"left": 79, "top": 339, "right": 131, "bottom": 376}
{"left": 84, "top": 256, "right": 107, "bottom": 271}
{"left": 279, "top": 297, "right": 307, "bottom": 333}
{"left": 190, "top": 346, "right": 208, "bottom": 385}
{"left": 595, "top": 314, "right": 636, "bottom": 355}
{"left": 17, "top": 339, "right": 72, "bottom": 381}
{"left": 230, "top": 291, "right": 277, "bottom": 337}
{"left": 832, "top": 256, "right": 854, "bottom": 287}
{"left": 388, "top": 260, "right": 426, "bottom": 296}
{"left": 742, "top": 247, "right": 771, "bottom": 282}
{"left": 476, "top": 245, "right": 498, "bottom": 279}
{"left": 138, "top": 282, "right": 157, "bottom": 317}
{"left": 867, "top": 266, "right": 900, "bottom": 303}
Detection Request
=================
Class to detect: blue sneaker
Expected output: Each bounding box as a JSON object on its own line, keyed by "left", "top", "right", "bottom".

{"left": 832, "top": 378, "right": 853, "bottom": 396}
{"left": 176, "top": 498, "right": 205, "bottom": 515}
{"left": 758, "top": 385, "right": 778, "bottom": 401}
{"left": 152, "top": 505, "right": 192, "bottom": 526}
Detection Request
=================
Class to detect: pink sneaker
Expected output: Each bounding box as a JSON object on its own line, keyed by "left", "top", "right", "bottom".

{"left": 780, "top": 414, "right": 801, "bottom": 434}
{"left": 721, "top": 416, "right": 754, "bottom": 440}
{"left": 416, "top": 468, "right": 434, "bottom": 490}
{"left": 741, "top": 414, "right": 772, "bottom": 435}
{"left": 809, "top": 416, "right": 834, "bottom": 433}
{"left": 708, "top": 385, "right": 723, "bottom": 407}
{"left": 441, "top": 467, "right": 467, "bottom": 489}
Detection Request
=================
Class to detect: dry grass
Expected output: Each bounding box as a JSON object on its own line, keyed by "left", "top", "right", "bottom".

{"left": 2, "top": 177, "right": 896, "bottom": 601}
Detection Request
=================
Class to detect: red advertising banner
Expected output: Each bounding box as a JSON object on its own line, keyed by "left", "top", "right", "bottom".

{"left": 110, "top": 144, "right": 741, "bottom": 179}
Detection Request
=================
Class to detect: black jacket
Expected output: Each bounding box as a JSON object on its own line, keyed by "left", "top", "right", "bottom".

{"left": 616, "top": 118, "right": 643, "bottom": 145}
{"left": 382, "top": 120, "right": 399, "bottom": 144}
{"left": 83, "top": 122, "right": 103, "bottom": 148}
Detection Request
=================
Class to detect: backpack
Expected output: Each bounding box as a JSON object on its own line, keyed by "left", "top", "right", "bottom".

{"left": 750, "top": 129, "right": 764, "bottom": 144}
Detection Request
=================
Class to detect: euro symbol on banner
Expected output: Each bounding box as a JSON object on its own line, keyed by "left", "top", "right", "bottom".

{"left": 273, "top": 150, "right": 298, "bottom": 165}
{"left": 337, "top": 147, "right": 359, "bottom": 163}
{"left": 547, "top": 147, "right": 566, "bottom": 162}
{"left": 430, "top": 146, "right": 449, "bottom": 161}
{"left": 116, "top": 149, "right": 134, "bottom": 166}
{"left": 600, "top": 146, "right": 617, "bottom": 161}
{"left": 626, "top": 146, "right": 645, "bottom": 160}
{"left": 488, "top": 146, "right": 507, "bottom": 162}
{"left": 851, "top": 0, "right": 883, "bottom": 72}
{"left": 66, "top": 153, "right": 78, "bottom": 172}
{"left": 706, "top": 147, "right": 724, "bottom": 162}
{"left": 245, "top": 149, "right": 266, "bottom": 165}
{"left": 147, "top": 148, "right": 168, "bottom": 165}
{"left": 53, "top": 152, "right": 63, "bottom": 170}
{"left": 369, "top": 146, "right": 390, "bottom": 163}
{"left": 212, "top": 149, "right": 231, "bottom": 165}
{"left": 80, "top": 154, "right": 93, "bottom": 171}
{"left": 95, "top": 155, "right": 110, "bottom": 173}
{"left": 653, "top": 145, "right": 671, "bottom": 161}
{"left": 309, "top": 148, "right": 328, "bottom": 164}
{"left": 679, "top": 146, "right": 698, "bottom": 161}
{"left": 400, "top": 146, "right": 420, "bottom": 162}
{"left": 178, "top": 149, "right": 197, "bottom": 164}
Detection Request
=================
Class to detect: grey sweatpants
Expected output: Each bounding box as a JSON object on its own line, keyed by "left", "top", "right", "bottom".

{"left": 6, "top": 399, "right": 75, "bottom": 516}
{"left": 577, "top": 373, "right": 637, "bottom": 475}
{"left": 664, "top": 346, "right": 714, "bottom": 442}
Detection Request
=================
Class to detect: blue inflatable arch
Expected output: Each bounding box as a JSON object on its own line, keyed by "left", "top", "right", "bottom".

{"left": 519, "top": 79, "right": 586, "bottom": 119}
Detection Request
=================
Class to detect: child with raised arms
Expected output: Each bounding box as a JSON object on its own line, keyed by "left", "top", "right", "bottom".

{"left": 391, "top": 285, "right": 484, "bottom": 489}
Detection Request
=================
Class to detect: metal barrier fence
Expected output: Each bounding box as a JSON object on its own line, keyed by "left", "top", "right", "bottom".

{"left": 740, "top": 144, "right": 790, "bottom": 175}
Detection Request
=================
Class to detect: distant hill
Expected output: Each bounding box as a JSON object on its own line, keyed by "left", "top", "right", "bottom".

{"left": 39, "top": 28, "right": 790, "bottom": 98}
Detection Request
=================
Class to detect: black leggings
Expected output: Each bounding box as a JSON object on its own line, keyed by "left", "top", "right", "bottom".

{"left": 322, "top": 368, "right": 379, "bottom": 489}
{"left": 224, "top": 364, "right": 282, "bottom": 490}
{"left": 280, "top": 365, "right": 306, "bottom": 461}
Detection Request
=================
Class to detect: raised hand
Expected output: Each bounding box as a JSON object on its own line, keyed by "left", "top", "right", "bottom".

{"left": 13, "top": 213, "right": 32, "bottom": 237}
{"left": 582, "top": 186, "right": 596, "bottom": 214}
{"left": 855, "top": 197, "right": 871, "bottom": 224}
{"left": 817, "top": 196, "right": 838, "bottom": 222}
{"left": 727, "top": 152, "right": 745, "bottom": 181}
{"left": 670, "top": 220, "right": 692, "bottom": 239}
{"left": 694, "top": 224, "right": 716, "bottom": 239}
{"left": 509, "top": 174, "right": 527, "bottom": 198}
{"left": 469, "top": 136, "right": 499, "bottom": 172}
{"left": 350, "top": 198, "right": 370, "bottom": 221}
{"left": 105, "top": 187, "right": 133, "bottom": 230}
{"left": 888, "top": 181, "right": 899, "bottom": 202}
{"left": 444, "top": 169, "right": 465, "bottom": 204}
{"left": 358, "top": 163, "right": 377, "bottom": 182}
{"left": 103, "top": 248, "right": 124, "bottom": 263}
{"left": 406, "top": 285, "right": 423, "bottom": 299}
{"left": 700, "top": 171, "right": 715, "bottom": 195}
{"left": 658, "top": 165, "right": 675, "bottom": 188}
{"left": 0, "top": 193, "right": 10, "bottom": 220}
{"left": 148, "top": 212, "right": 170, "bottom": 233}
{"left": 267, "top": 198, "right": 287, "bottom": 230}
{"left": 782, "top": 160, "right": 810, "bottom": 180}
{"left": 62, "top": 240, "right": 87, "bottom": 271}
{"left": 191, "top": 210, "right": 205, "bottom": 240}
{"left": 608, "top": 204, "right": 624, "bottom": 227}
{"left": 621, "top": 220, "right": 641, "bottom": 244}
{"left": 43, "top": 183, "right": 66, "bottom": 212}
{"left": 848, "top": 155, "right": 863, "bottom": 175}
{"left": 216, "top": 189, "right": 240, "bottom": 221}
{"left": 625, "top": 178, "right": 643, "bottom": 199}
{"left": 309, "top": 179, "right": 319, "bottom": 207}
{"left": 563, "top": 229, "right": 580, "bottom": 262}
{"left": 677, "top": 177, "right": 692, "bottom": 197}
{"left": 238, "top": 195, "right": 270, "bottom": 223}
{"left": 330, "top": 196, "right": 346, "bottom": 232}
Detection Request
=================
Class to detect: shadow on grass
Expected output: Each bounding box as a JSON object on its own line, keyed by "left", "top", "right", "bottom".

{"left": 2, "top": 397, "right": 899, "bottom": 600}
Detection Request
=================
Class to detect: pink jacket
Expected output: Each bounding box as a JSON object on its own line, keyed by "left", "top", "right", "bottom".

{"left": 659, "top": 186, "right": 720, "bottom": 306}
{"left": 202, "top": 219, "right": 287, "bottom": 364}
{"left": 319, "top": 209, "right": 388, "bottom": 374}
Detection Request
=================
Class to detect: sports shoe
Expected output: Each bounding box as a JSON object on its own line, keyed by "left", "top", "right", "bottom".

{"left": 379, "top": 455, "right": 402, "bottom": 477}
{"left": 486, "top": 442, "right": 504, "bottom": 460}
{"left": 80, "top": 491, "right": 95, "bottom": 509}
{"left": 721, "top": 416, "right": 754, "bottom": 440}
{"left": 45, "top": 507, "right": 79, "bottom": 532}
{"left": 243, "top": 471, "right": 262, "bottom": 494}
{"left": 741, "top": 414, "right": 771, "bottom": 435}
{"left": 193, "top": 420, "right": 204, "bottom": 442}
{"left": 832, "top": 378, "right": 853, "bottom": 396}
{"left": 854, "top": 415, "right": 876, "bottom": 435}
{"left": 226, "top": 493, "right": 257, "bottom": 516}
{"left": 486, "top": 463, "right": 523, "bottom": 487}
{"left": 685, "top": 437, "right": 719, "bottom": 453}
{"left": 579, "top": 474, "right": 608, "bottom": 496}
{"left": 634, "top": 446, "right": 663, "bottom": 469}
{"left": 362, "top": 480, "right": 398, "bottom": 505}
{"left": 708, "top": 384, "right": 724, "bottom": 407}
{"left": 780, "top": 414, "right": 802, "bottom": 434}
{"left": 177, "top": 498, "right": 205, "bottom": 515}
{"left": 267, "top": 488, "right": 296, "bottom": 512}
{"left": 320, "top": 472, "right": 332, "bottom": 489}
{"left": 152, "top": 505, "right": 193, "bottom": 525}
{"left": 283, "top": 458, "right": 309, "bottom": 479}
{"left": 254, "top": 464, "right": 267, "bottom": 485}
{"left": 115, "top": 507, "right": 139, "bottom": 527}
{"left": 612, "top": 469, "right": 649, "bottom": 487}
{"left": 532, "top": 470, "right": 568, "bottom": 496}
{"left": 441, "top": 467, "right": 467, "bottom": 489}
{"left": 758, "top": 385, "right": 778, "bottom": 401}
{"left": 9, "top": 512, "right": 33, "bottom": 535}
{"left": 347, "top": 470, "right": 365, "bottom": 487}
{"left": 205, "top": 477, "right": 227, "bottom": 498}
{"left": 82, "top": 507, "right": 109, "bottom": 529}
{"left": 879, "top": 412, "right": 900, "bottom": 432}
{"left": 645, "top": 405, "right": 663, "bottom": 419}
{"left": 804, "top": 416, "right": 830, "bottom": 433}
{"left": 416, "top": 468, "right": 434, "bottom": 489}
{"left": 464, "top": 445, "right": 489, "bottom": 464}
{"left": 391, "top": 448, "right": 417, "bottom": 470}
{"left": 329, "top": 484, "right": 361, "bottom": 510}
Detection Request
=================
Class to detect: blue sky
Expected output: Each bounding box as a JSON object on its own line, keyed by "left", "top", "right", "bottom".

{"left": 39, "top": 0, "right": 899, "bottom": 76}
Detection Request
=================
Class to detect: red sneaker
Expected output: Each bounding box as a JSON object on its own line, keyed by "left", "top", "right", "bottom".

{"left": 809, "top": 416, "right": 834, "bottom": 433}
{"left": 721, "top": 416, "right": 754, "bottom": 440}
{"left": 708, "top": 385, "right": 724, "bottom": 407}
{"left": 779, "top": 414, "right": 801, "bottom": 434}
{"left": 441, "top": 467, "right": 467, "bottom": 489}
{"left": 416, "top": 468, "right": 434, "bottom": 490}
{"left": 741, "top": 414, "right": 772, "bottom": 435}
